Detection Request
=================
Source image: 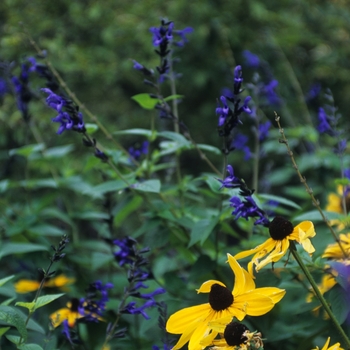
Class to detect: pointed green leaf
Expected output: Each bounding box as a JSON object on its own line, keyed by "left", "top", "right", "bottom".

{"left": 196, "top": 144, "right": 221, "bottom": 154}
{"left": 327, "top": 285, "right": 350, "bottom": 325}
{"left": 258, "top": 193, "right": 301, "bottom": 210}
{"left": 85, "top": 123, "right": 99, "bottom": 134}
{"left": 32, "top": 293, "right": 65, "bottom": 311}
{"left": 15, "top": 302, "right": 36, "bottom": 312}
{"left": 0, "top": 327, "right": 10, "bottom": 337}
{"left": 163, "top": 94, "right": 184, "bottom": 102}
{"left": 19, "top": 344, "right": 44, "bottom": 350}
{"left": 158, "top": 131, "right": 190, "bottom": 145}
{"left": 189, "top": 216, "right": 219, "bottom": 247}
{"left": 0, "top": 275, "right": 15, "bottom": 287}
{"left": 9, "top": 144, "right": 45, "bottom": 157}
{"left": 131, "top": 93, "right": 159, "bottom": 110}
{"left": 43, "top": 144, "right": 74, "bottom": 158}
{"left": 113, "top": 128, "right": 153, "bottom": 137}
{"left": 0, "top": 243, "right": 48, "bottom": 258}
{"left": 0, "top": 306, "right": 27, "bottom": 341}
{"left": 132, "top": 179, "right": 161, "bottom": 193}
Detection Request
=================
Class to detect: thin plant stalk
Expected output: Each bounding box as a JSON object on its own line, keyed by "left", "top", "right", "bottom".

{"left": 290, "top": 241, "right": 350, "bottom": 349}
{"left": 275, "top": 113, "right": 348, "bottom": 258}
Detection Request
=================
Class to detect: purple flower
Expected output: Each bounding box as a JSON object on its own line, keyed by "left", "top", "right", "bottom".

{"left": 231, "top": 134, "right": 251, "bottom": 161}
{"left": 173, "top": 27, "right": 194, "bottom": 47}
{"left": 113, "top": 237, "right": 137, "bottom": 266}
{"left": 217, "top": 165, "right": 242, "bottom": 189}
{"left": 78, "top": 281, "right": 113, "bottom": 322}
{"left": 259, "top": 120, "right": 272, "bottom": 142}
{"left": 239, "top": 96, "right": 252, "bottom": 114}
{"left": 243, "top": 50, "right": 260, "bottom": 68}
{"left": 62, "top": 320, "right": 75, "bottom": 345}
{"left": 122, "top": 300, "right": 157, "bottom": 320}
{"left": 41, "top": 88, "right": 85, "bottom": 134}
{"left": 149, "top": 21, "right": 173, "bottom": 47}
{"left": 128, "top": 141, "right": 149, "bottom": 161}
{"left": 317, "top": 107, "right": 332, "bottom": 134}
{"left": 305, "top": 83, "right": 321, "bottom": 101}
{"left": 0, "top": 77, "right": 7, "bottom": 97}
{"left": 230, "top": 196, "right": 270, "bottom": 226}
{"left": 216, "top": 96, "right": 230, "bottom": 127}
{"left": 263, "top": 79, "right": 280, "bottom": 106}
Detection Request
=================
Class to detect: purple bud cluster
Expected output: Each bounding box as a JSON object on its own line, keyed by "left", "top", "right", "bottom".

{"left": 128, "top": 141, "right": 149, "bottom": 161}
{"left": 41, "top": 88, "right": 85, "bottom": 134}
{"left": 218, "top": 165, "right": 270, "bottom": 227}
{"left": 216, "top": 65, "right": 252, "bottom": 137}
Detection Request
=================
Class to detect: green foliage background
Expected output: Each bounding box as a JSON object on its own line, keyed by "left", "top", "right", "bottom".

{"left": 1, "top": 1, "right": 350, "bottom": 350}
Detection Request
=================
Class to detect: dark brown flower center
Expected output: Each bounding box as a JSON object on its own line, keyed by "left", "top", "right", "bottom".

{"left": 224, "top": 321, "right": 249, "bottom": 346}
{"left": 70, "top": 298, "right": 80, "bottom": 312}
{"left": 209, "top": 283, "right": 233, "bottom": 311}
{"left": 269, "top": 216, "right": 294, "bottom": 241}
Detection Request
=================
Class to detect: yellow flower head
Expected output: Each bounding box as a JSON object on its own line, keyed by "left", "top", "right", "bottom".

{"left": 312, "top": 337, "right": 344, "bottom": 350}
{"left": 200, "top": 316, "right": 263, "bottom": 350}
{"left": 234, "top": 217, "right": 316, "bottom": 275}
{"left": 322, "top": 233, "right": 350, "bottom": 260}
{"left": 50, "top": 298, "right": 83, "bottom": 328}
{"left": 15, "top": 274, "right": 75, "bottom": 294}
{"left": 326, "top": 185, "right": 350, "bottom": 229}
{"left": 166, "top": 254, "right": 285, "bottom": 350}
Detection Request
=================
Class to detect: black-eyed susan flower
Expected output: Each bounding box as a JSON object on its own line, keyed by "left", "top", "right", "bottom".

{"left": 201, "top": 316, "right": 263, "bottom": 350}
{"left": 323, "top": 233, "right": 350, "bottom": 260}
{"left": 234, "top": 216, "right": 316, "bottom": 275}
{"left": 15, "top": 274, "right": 75, "bottom": 294}
{"left": 50, "top": 298, "right": 83, "bottom": 328}
{"left": 166, "top": 254, "right": 285, "bottom": 350}
{"left": 312, "top": 337, "right": 344, "bottom": 350}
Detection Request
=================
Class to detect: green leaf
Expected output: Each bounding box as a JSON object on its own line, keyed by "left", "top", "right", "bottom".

{"left": 258, "top": 193, "right": 301, "bottom": 210}
{"left": 43, "top": 144, "right": 74, "bottom": 158}
{"left": 28, "top": 224, "right": 66, "bottom": 237}
{"left": 158, "top": 131, "right": 190, "bottom": 146}
{"left": 0, "top": 306, "right": 27, "bottom": 341}
{"left": 15, "top": 302, "right": 36, "bottom": 312}
{"left": 131, "top": 93, "right": 159, "bottom": 110}
{"left": 132, "top": 179, "right": 161, "bottom": 193}
{"left": 33, "top": 293, "right": 65, "bottom": 311}
{"left": 163, "top": 94, "right": 184, "bottom": 102}
{"left": 90, "top": 252, "right": 114, "bottom": 270}
{"left": 113, "top": 128, "right": 153, "bottom": 137}
{"left": 92, "top": 180, "right": 126, "bottom": 195}
{"left": 327, "top": 285, "right": 350, "bottom": 325}
{"left": 0, "top": 275, "right": 15, "bottom": 287}
{"left": 85, "top": 123, "right": 99, "bottom": 134}
{"left": 0, "top": 243, "right": 48, "bottom": 258}
{"left": 18, "top": 179, "right": 58, "bottom": 189}
{"left": 19, "top": 344, "right": 44, "bottom": 350}
{"left": 188, "top": 216, "right": 219, "bottom": 246}
{"left": 293, "top": 210, "right": 343, "bottom": 222}
{"left": 196, "top": 144, "right": 221, "bottom": 154}
{"left": 0, "top": 327, "right": 10, "bottom": 337}
{"left": 0, "top": 180, "right": 9, "bottom": 193}
{"left": 9, "top": 143, "right": 45, "bottom": 157}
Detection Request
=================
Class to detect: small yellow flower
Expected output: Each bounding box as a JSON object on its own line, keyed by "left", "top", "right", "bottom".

{"left": 15, "top": 274, "right": 75, "bottom": 294}
{"left": 50, "top": 298, "right": 83, "bottom": 328}
{"left": 312, "top": 337, "right": 344, "bottom": 350}
{"left": 166, "top": 254, "right": 285, "bottom": 350}
{"left": 234, "top": 217, "right": 316, "bottom": 275}
{"left": 326, "top": 185, "right": 350, "bottom": 229}
{"left": 322, "top": 233, "right": 350, "bottom": 260}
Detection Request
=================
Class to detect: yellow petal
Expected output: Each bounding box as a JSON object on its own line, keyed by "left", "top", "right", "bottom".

{"left": 45, "top": 274, "right": 75, "bottom": 288}
{"left": 171, "top": 325, "right": 195, "bottom": 350}
{"left": 255, "top": 239, "right": 290, "bottom": 271}
{"left": 166, "top": 303, "right": 210, "bottom": 333}
{"left": 197, "top": 280, "right": 226, "bottom": 294}
{"left": 241, "top": 268, "right": 255, "bottom": 292}
{"left": 235, "top": 291, "right": 275, "bottom": 316}
{"left": 227, "top": 254, "right": 246, "bottom": 297}
{"left": 254, "top": 287, "right": 286, "bottom": 304}
{"left": 188, "top": 320, "right": 214, "bottom": 350}
{"left": 14, "top": 280, "right": 41, "bottom": 294}
{"left": 50, "top": 308, "right": 71, "bottom": 328}
{"left": 295, "top": 221, "right": 316, "bottom": 239}
{"left": 234, "top": 238, "right": 275, "bottom": 261}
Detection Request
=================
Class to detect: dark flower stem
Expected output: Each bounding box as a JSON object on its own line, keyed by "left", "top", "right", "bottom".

{"left": 289, "top": 241, "right": 350, "bottom": 349}
{"left": 275, "top": 113, "right": 348, "bottom": 259}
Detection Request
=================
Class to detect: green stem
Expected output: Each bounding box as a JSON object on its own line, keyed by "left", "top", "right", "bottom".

{"left": 290, "top": 241, "right": 350, "bottom": 349}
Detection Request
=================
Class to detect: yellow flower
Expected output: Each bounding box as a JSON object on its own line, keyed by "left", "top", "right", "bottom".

{"left": 234, "top": 217, "right": 316, "bottom": 275}
{"left": 312, "top": 337, "right": 344, "bottom": 350}
{"left": 166, "top": 254, "right": 285, "bottom": 350}
{"left": 200, "top": 316, "right": 263, "bottom": 350}
{"left": 15, "top": 274, "right": 75, "bottom": 294}
{"left": 322, "top": 233, "right": 350, "bottom": 260}
{"left": 50, "top": 298, "right": 83, "bottom": 328}
{"left": 326, "top": 185, "right": 350, "bottom": 229}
